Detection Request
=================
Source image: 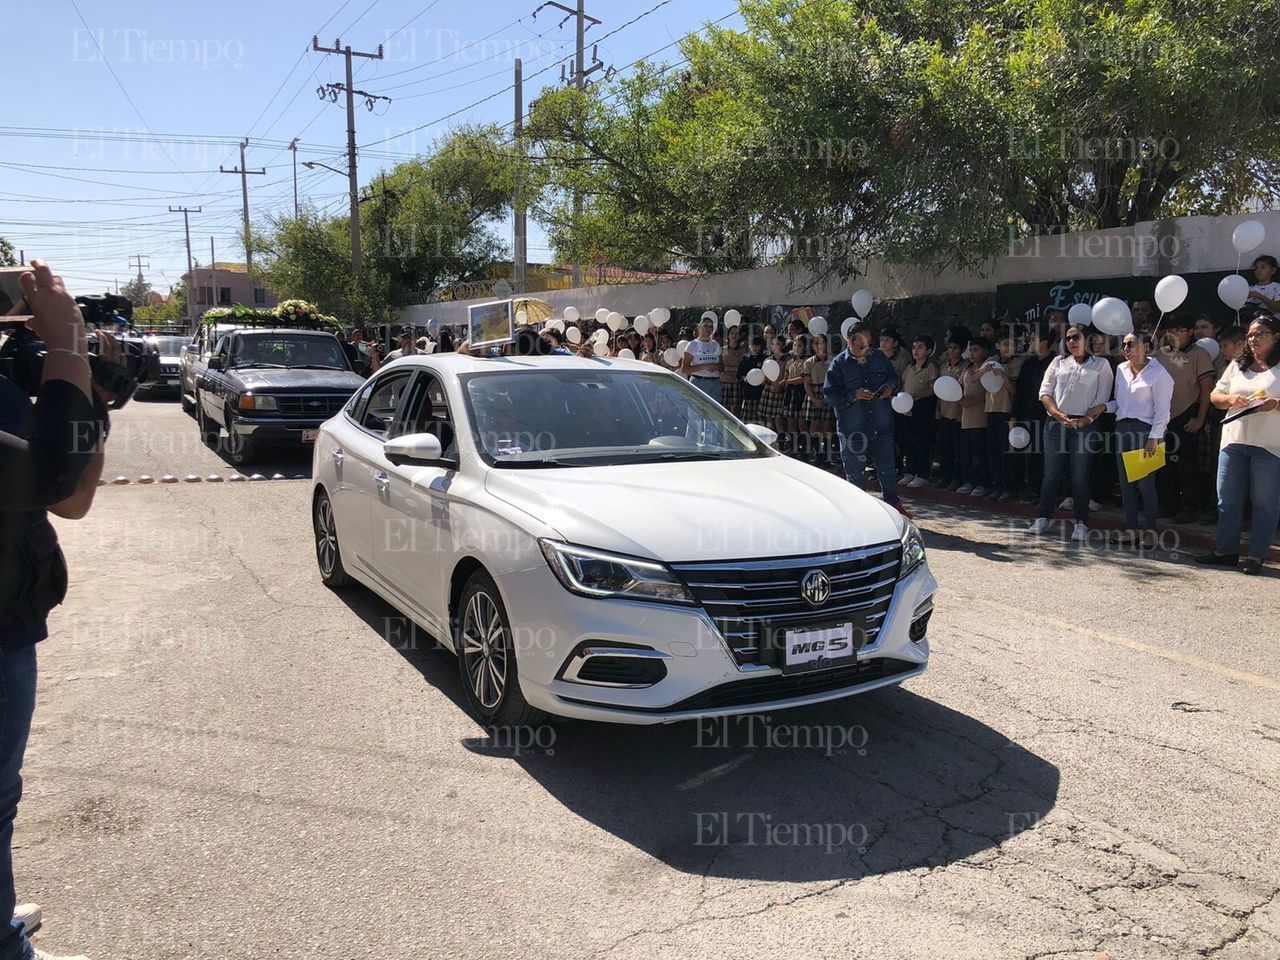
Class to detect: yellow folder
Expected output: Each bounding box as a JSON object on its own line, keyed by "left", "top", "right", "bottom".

{"left": 1122, "top": 441, "right": 1166, "bottom": 483}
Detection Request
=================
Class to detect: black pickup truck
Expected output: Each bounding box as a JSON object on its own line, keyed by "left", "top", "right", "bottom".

{"left": 195, "top": 328, "right": 365, "bottom": 464}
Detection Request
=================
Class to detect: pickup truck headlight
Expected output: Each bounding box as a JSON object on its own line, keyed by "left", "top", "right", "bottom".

{"left": 238, "top": 393, "right": 278, "bottom": 411}
{"left": 539, "top": 540, "right": 695, "bottom": 605}
{"left": 901, "top": 521, "right": 926, "bottom": 577}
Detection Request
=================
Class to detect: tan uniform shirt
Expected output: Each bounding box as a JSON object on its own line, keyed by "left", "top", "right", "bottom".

{"left": 1155, "top": 343, "right": 1214, "bottom": 418}
{"left": 938, "top": 358, "right": 969, "bottom": 421}
{"left": 982, "top": 363, "right": 1015, "bottom": 414}
{"left": 884, "top": 348, "right": 911, "bottom": 379}
{"left": 902, "top": 361, "right": 938, "bottom": 413}
{"left": 721, "top": 345, "right": 744, "bottom": 382}
{"left": 961, "top": 364, "right": 990, "bottom": 429}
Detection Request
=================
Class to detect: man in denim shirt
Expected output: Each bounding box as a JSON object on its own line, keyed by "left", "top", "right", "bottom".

{"left": 824, "top": 321, "right": 902, "bottom": 507}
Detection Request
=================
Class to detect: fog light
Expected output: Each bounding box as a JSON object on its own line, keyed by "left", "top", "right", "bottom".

{"left": 909, "top": 598, "right": 934, "bottom": 643}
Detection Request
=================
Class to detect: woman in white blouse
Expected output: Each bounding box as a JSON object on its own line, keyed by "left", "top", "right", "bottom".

{"left": 1106, "top": 332, "right": 1174, "bottom": 548}
{"left": 1197, "top": 314, "right": 1280, "bottom": 575}
{"left": 1029, "top": 323, "right": 1115, "bottom": 541}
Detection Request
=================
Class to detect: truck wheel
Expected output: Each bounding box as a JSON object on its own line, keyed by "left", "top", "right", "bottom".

{"left": 180, "top": 391, "right": 195, "bottom": 415}
{"left": 224, "top": 407, "right": 255, "bottom": 465}
{"left": 197, "top": 400, "right": 219, "bottom": 448}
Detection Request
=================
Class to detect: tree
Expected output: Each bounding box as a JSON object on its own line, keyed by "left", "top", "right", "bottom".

{"left": 258, "top": 125, "right": 512, "bottom": 322}
{"left": 0, "top": 237, "right": 15, "bottom": 267}
{"left": 119, "top": 276, "right": 153, "bottom": 308}
{"left": 527, "top": 0, "right": 1280, "bottom": 280}
{"left": 133, "top": 281, "right": 188, "bottom": 324}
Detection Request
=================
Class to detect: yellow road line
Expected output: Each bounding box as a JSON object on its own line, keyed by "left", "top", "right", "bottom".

{"left": 956, "top": 593, "right": 1280, "bottom": 692}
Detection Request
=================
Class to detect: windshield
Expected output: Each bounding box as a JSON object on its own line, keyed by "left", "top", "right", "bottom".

{"left": 461, "top": 368, "right": 767, "bottom": 466}
{"left": 228, "top": 335, "right": 350, "bottom": 370}
{"left": 145, "top": 335, "right": 189, "bottom": 355}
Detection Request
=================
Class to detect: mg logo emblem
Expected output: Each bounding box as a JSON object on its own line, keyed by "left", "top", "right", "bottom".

{"left": 800, "top": 569, "right": 830, "bottom": 607}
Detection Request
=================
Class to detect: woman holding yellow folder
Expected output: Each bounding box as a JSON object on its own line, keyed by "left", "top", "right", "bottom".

{"left": 1107, "top": 333, "right": 1174, "bottom": 547}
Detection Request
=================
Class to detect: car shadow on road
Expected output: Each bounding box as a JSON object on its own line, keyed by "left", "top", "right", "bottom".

{"left": 204, "top": 437, "right": 315, "bottom": 479}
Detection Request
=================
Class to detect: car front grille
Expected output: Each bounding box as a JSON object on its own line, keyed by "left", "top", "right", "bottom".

{"left": 271, "top": 393, "right": 350, "bottom": 417}
{"left": 670, "top": 542, "right": 902, "bottom": 667}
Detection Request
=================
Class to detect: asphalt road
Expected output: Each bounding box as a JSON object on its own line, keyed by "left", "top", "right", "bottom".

{"left": 19, "top": 404, "right": 1280, "bottom": 960}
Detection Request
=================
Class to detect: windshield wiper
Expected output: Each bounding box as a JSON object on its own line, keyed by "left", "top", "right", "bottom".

{"left": 622, "top": 451, "right": 729, "bottom": 464}
{"left": 232, "top": 361, "right": 287, "bottom": 368}
{"left": 491, "top": 454, "right": 593, "bottom": 468}
{"left": 286, "top": 364, "right": 345, "bottom": 369}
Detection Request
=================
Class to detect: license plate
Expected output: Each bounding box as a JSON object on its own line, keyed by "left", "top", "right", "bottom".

{"left": 782, "top": 622, "right": 857, "bottom": 674}
{"left": 302, "top": 429, "right": 319, "bottom": 443}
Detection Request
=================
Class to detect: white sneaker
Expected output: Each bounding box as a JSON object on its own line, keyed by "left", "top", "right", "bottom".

{"left": 1071, "top": 522, "right": 1088, "bottom": 542}
{"left": 14, "top": 903, "right": 41, "bottom": 932}
{"left": 32, "top": 949, "right": 90, "bottom": 960}
{"left": 955, "top": 483, "right": 974, "bottom": 494}
{"left": 970, "top": 486, "right": 987, "bottom": 496}
{"left": 907, "top": 476, "right": 929, "bottom": 488}
{"left": 1088, "top": 499, "right": 1101, "bottom": 511}
{"left": 1060, "top": 497, "right": 1074, "bottom": 510}
{"left": 901, "top": 473, "right": 915, "bottom": 483}
{"left": 1028, "top": 517, "right": 1051, "bottom": 535}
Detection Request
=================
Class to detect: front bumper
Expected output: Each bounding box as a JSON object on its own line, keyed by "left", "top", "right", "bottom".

{"left": 497, "top": 558, "right": 936, "bottom": 725}
{"left": 229, "top": 414, "right": 325, "bottom": 446}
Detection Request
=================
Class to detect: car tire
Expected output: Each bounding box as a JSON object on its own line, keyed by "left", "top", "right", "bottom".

{"left": 224, "top": 407, "right": 255, "bottom": 465}
{"left": 455, "top": 570, "right": 548, "bottom": 728}
{"left": 312, "top": 489, "right": 352, "bottom": 588}
{"left": 180, "top": 390, "right": 195, "bottom": 415}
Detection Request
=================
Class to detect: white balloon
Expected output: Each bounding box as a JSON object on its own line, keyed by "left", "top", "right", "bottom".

{"left": 1008, "top": 426, "right": 1031, "bottom": 450}
{"left": 933, "top": 376, "right": 963, "bottom": 403}
{"left": 745, "top": 367, "right": 766, "bottom": 387}
{"left": 607, "top": 311, "right": 625, "bottom": 331}
{"left": 566, "top": 326, "right": 582, "bottom": 344}
{"left": 840, "top": 317, "right": 857, "bottom": 340}
{"left": 515, "top": 309, "right": 528, "bottom": 325}
{"left": 563, "top": 306, "right": 580, "bottom": 323}
{"left": 617, "top": 348, "right": 636, "bottom": 360}
{"left": 981, "top": 370, "right": 1003, "bottom": 393}
{"left": 677, "top": 339, "right": 690, "bottom": 355}
{"left": 891, "top": 391, "right": 914, "bottom": 414}
{"left": 1196, "top": 336, "right": 1221, "bottom": 361}
{"left": 808, "top": 315, "right": 829, "bottom": 336}
{"left": 700, "top": 309, "right": 718, "bottom": 328}
{"left": 595, "top": 308, "right": 610, "bottom": 324}
{"left": 634, "top": 314, "right": 650, "bottom": 335}
{"left": 651, "top": 307, "right": 671, "bottom": 325}
{"left": 724, "top": 309, "right": 742, "bottom": 327}
{"left": 1232, "top": 219, "right": 1266, "bottom": 255}
{"left": 545, "top": 318, "right": 565, "bottom": 333}
{"left": 592, "top": 340, "right": 609, "bottom": 357}
{"left": 594, "top": 328, "right": 610, "bottom": 344}
{"left": 662, "top": 347, "right": 678, "bottom": 365}
{"left": 762, "top": 358, "right": 781, "bottom": 381}
{"left": 851, "top": 289, "right": 874, "bottom": 318}
{"left": 1155, "top": 275, "right": 1188, "bottom": 314}
{"left": 1091, "top": 297, "right": 1133, "bottom": 336}
{"left": 1218, "top": 274, "right": 1249, "bottom": 311}
{"left": 1067, "top": 302, "right": 1093, "bottom": 327}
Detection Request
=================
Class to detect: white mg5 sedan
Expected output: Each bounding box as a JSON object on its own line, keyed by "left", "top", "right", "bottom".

{"left": 311, "top": 354, "right": 936, "bottom": 726}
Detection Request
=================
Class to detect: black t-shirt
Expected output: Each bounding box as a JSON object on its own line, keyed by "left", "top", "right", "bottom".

{"left": 738, "top": 353, "right": 766, "bottom": 400}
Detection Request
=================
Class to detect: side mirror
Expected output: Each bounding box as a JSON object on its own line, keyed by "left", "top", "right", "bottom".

{"left": 745, "top": 422, "right": 779, "bottom": 448}
{"left": 383, "top": 432, "right": 445, "bottom": 466}
{"left": 207, "top": 356, "right": 223, "bottom": 371}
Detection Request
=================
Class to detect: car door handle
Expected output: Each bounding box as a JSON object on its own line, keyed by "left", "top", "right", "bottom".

{"left": 374, "top": 472, "right": 390, "bottom": 491}
{"left": 331, "top": 449, "right": 345, "bottom": 464}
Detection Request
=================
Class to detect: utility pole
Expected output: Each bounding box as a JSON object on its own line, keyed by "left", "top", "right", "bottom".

{"left": 534, "top": 1, "right": 602, "bottom": 287}
{"left": 168, "top": 205, "right": 200, "bottom": 330}
{"left": 207, "top": 237, "right": 217, "bottom": 319}
{"left": 289, "top": 138, "right": 300, "bottom": 217}
{"left": 219, "top": 139, "right": 265, "bottom": 276}
{"left": 128, "top": 254, "right": 150, "bottom": 285}
{"left": 312, "top": 36, "right": 386, "bottom": 278}
{"left": 514, "top": 58, "right": 527, "bottom": 294}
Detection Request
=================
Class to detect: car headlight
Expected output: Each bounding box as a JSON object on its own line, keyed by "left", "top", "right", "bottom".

{"left": 238, "top": 393, "right": 278, "bottom": 411}
{"left": 901, "top": 521, "right": 926, "bottom": 577}
{"left": 539, "top": 540, "right": 695, "bottom": 605}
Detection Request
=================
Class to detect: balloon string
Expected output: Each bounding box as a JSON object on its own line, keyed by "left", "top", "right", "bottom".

{"left": 1151, "top": 310, "right": 1164, "bottom": 343}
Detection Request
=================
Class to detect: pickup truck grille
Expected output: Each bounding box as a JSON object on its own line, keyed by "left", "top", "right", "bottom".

{"left": 271, "top": 393, "right": 350, "bottom": 417}
{"left": 670, "top": 543, "right": 901, "bottom": 667}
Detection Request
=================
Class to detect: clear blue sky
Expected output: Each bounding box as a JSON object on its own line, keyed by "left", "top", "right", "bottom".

{"left": 3, "top": 0, "right": 743, "bottom": 296}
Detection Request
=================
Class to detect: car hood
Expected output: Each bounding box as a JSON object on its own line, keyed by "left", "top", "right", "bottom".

{"left": 483, "top": 455, "right": 903, "bottom": 562}
{"left": 229, "top": 368, "right": 364, "bottom": 391}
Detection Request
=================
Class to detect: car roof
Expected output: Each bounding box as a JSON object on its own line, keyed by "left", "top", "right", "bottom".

{"left": 384, "top": 353, "right": 665, "bottom": 376}
{"left": 230, "top": 328, "right": 337, "bottom": 337}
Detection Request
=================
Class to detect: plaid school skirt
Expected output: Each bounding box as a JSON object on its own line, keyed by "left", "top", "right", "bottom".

{"left": 741, "top": 395, "right": 761, "bottom": 421}
{"left": 758, "top": 384, "right": 787, "bottom": 419}
{"left": 802, "top": 394, "right": 832, "bottom": 423}
{"left": 784, "top": 384, "right": 805, "bottom": 415}
{"left": 721, "top": 379, "right": 741, "bottom": 407}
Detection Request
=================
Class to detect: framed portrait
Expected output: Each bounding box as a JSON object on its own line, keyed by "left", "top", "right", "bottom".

{"left": 468, "top": 299, "right": 513, "bottom": 349}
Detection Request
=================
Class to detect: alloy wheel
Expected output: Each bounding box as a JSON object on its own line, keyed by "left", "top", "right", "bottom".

{"left": 461, "top": 591, "right": 507, "bottom": 710}
{"left": 315, "top": 496, "right": 337, "bottom": 578}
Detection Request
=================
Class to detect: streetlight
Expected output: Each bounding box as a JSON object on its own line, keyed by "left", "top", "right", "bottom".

{"left": 302, "top": 160, "right": 348, "bottom": 177}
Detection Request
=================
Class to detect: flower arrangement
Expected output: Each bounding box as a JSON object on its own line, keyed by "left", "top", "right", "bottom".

{"left": 275, "top": 299, "right": 314, "bottom": 323}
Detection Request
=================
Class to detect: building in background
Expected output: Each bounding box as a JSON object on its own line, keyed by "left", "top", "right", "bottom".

{"left": 182, "top": 262, "right": 277, "bottom": 318}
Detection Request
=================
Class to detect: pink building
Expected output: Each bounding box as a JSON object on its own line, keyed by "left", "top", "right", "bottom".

{"left": 182, "top": 262, "right": 278, "bottom": 317}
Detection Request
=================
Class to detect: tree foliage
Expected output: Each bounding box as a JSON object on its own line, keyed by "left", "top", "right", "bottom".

{"left": 526, "top": 0, "right": 1280, "bottom": 280}
{"left": 258, "top": 125, "right": 513, "bottom": 322}
{"left": 0, "top": 237, "right": 15, "bottom": 267}
{"left": 119, "top": 276, "right": 153, "bottom": 308}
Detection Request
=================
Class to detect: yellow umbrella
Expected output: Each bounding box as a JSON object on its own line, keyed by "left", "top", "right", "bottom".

{"left": 511, "top": 297, "right": 553, "bottom": 326}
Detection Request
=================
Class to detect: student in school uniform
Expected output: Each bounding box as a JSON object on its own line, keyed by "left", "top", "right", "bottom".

{"left": 738, "top": 336, "right": 767, "bottom": 423}
{"left": 935, "top": 333, "right": 970, "bottom": 489}
{"left": 901, "top": 335, "right": 939, "bottom": 488}
{"left": 720, "top": 324, "right": 745, "bottom": 416}
{"left": 957, "top": 337, "right": 993, "bottom": 495}
{"left": 802, "top": 333, "right": 833, "bottom": 464}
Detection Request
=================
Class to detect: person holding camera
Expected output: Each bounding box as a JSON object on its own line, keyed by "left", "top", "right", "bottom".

{"left": 2, "top": 261, "right": 113, "bottom": 960}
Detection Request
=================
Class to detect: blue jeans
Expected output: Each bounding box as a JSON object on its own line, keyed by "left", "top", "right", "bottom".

{"left": 838, "top": 429, "right": 899, "bottom": 506}
{"left": 1114, "top": 418, "right": 1159, "bottom": 529}
{"left": 1038, "top": 420, "right": 1099, "bottom": 522}
{"left": 691, "top": 377, "right": 722, "bottom": 403}
{"left": 0, "top": 645, "right": 37, "bottom": 960}
{"left": 1216, "top": 443, "right": 1280, "bottom": 559}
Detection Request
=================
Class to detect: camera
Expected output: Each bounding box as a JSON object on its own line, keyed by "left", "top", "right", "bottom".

{"left": 0, "top": 294, "right": 142, "bottom": 406}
